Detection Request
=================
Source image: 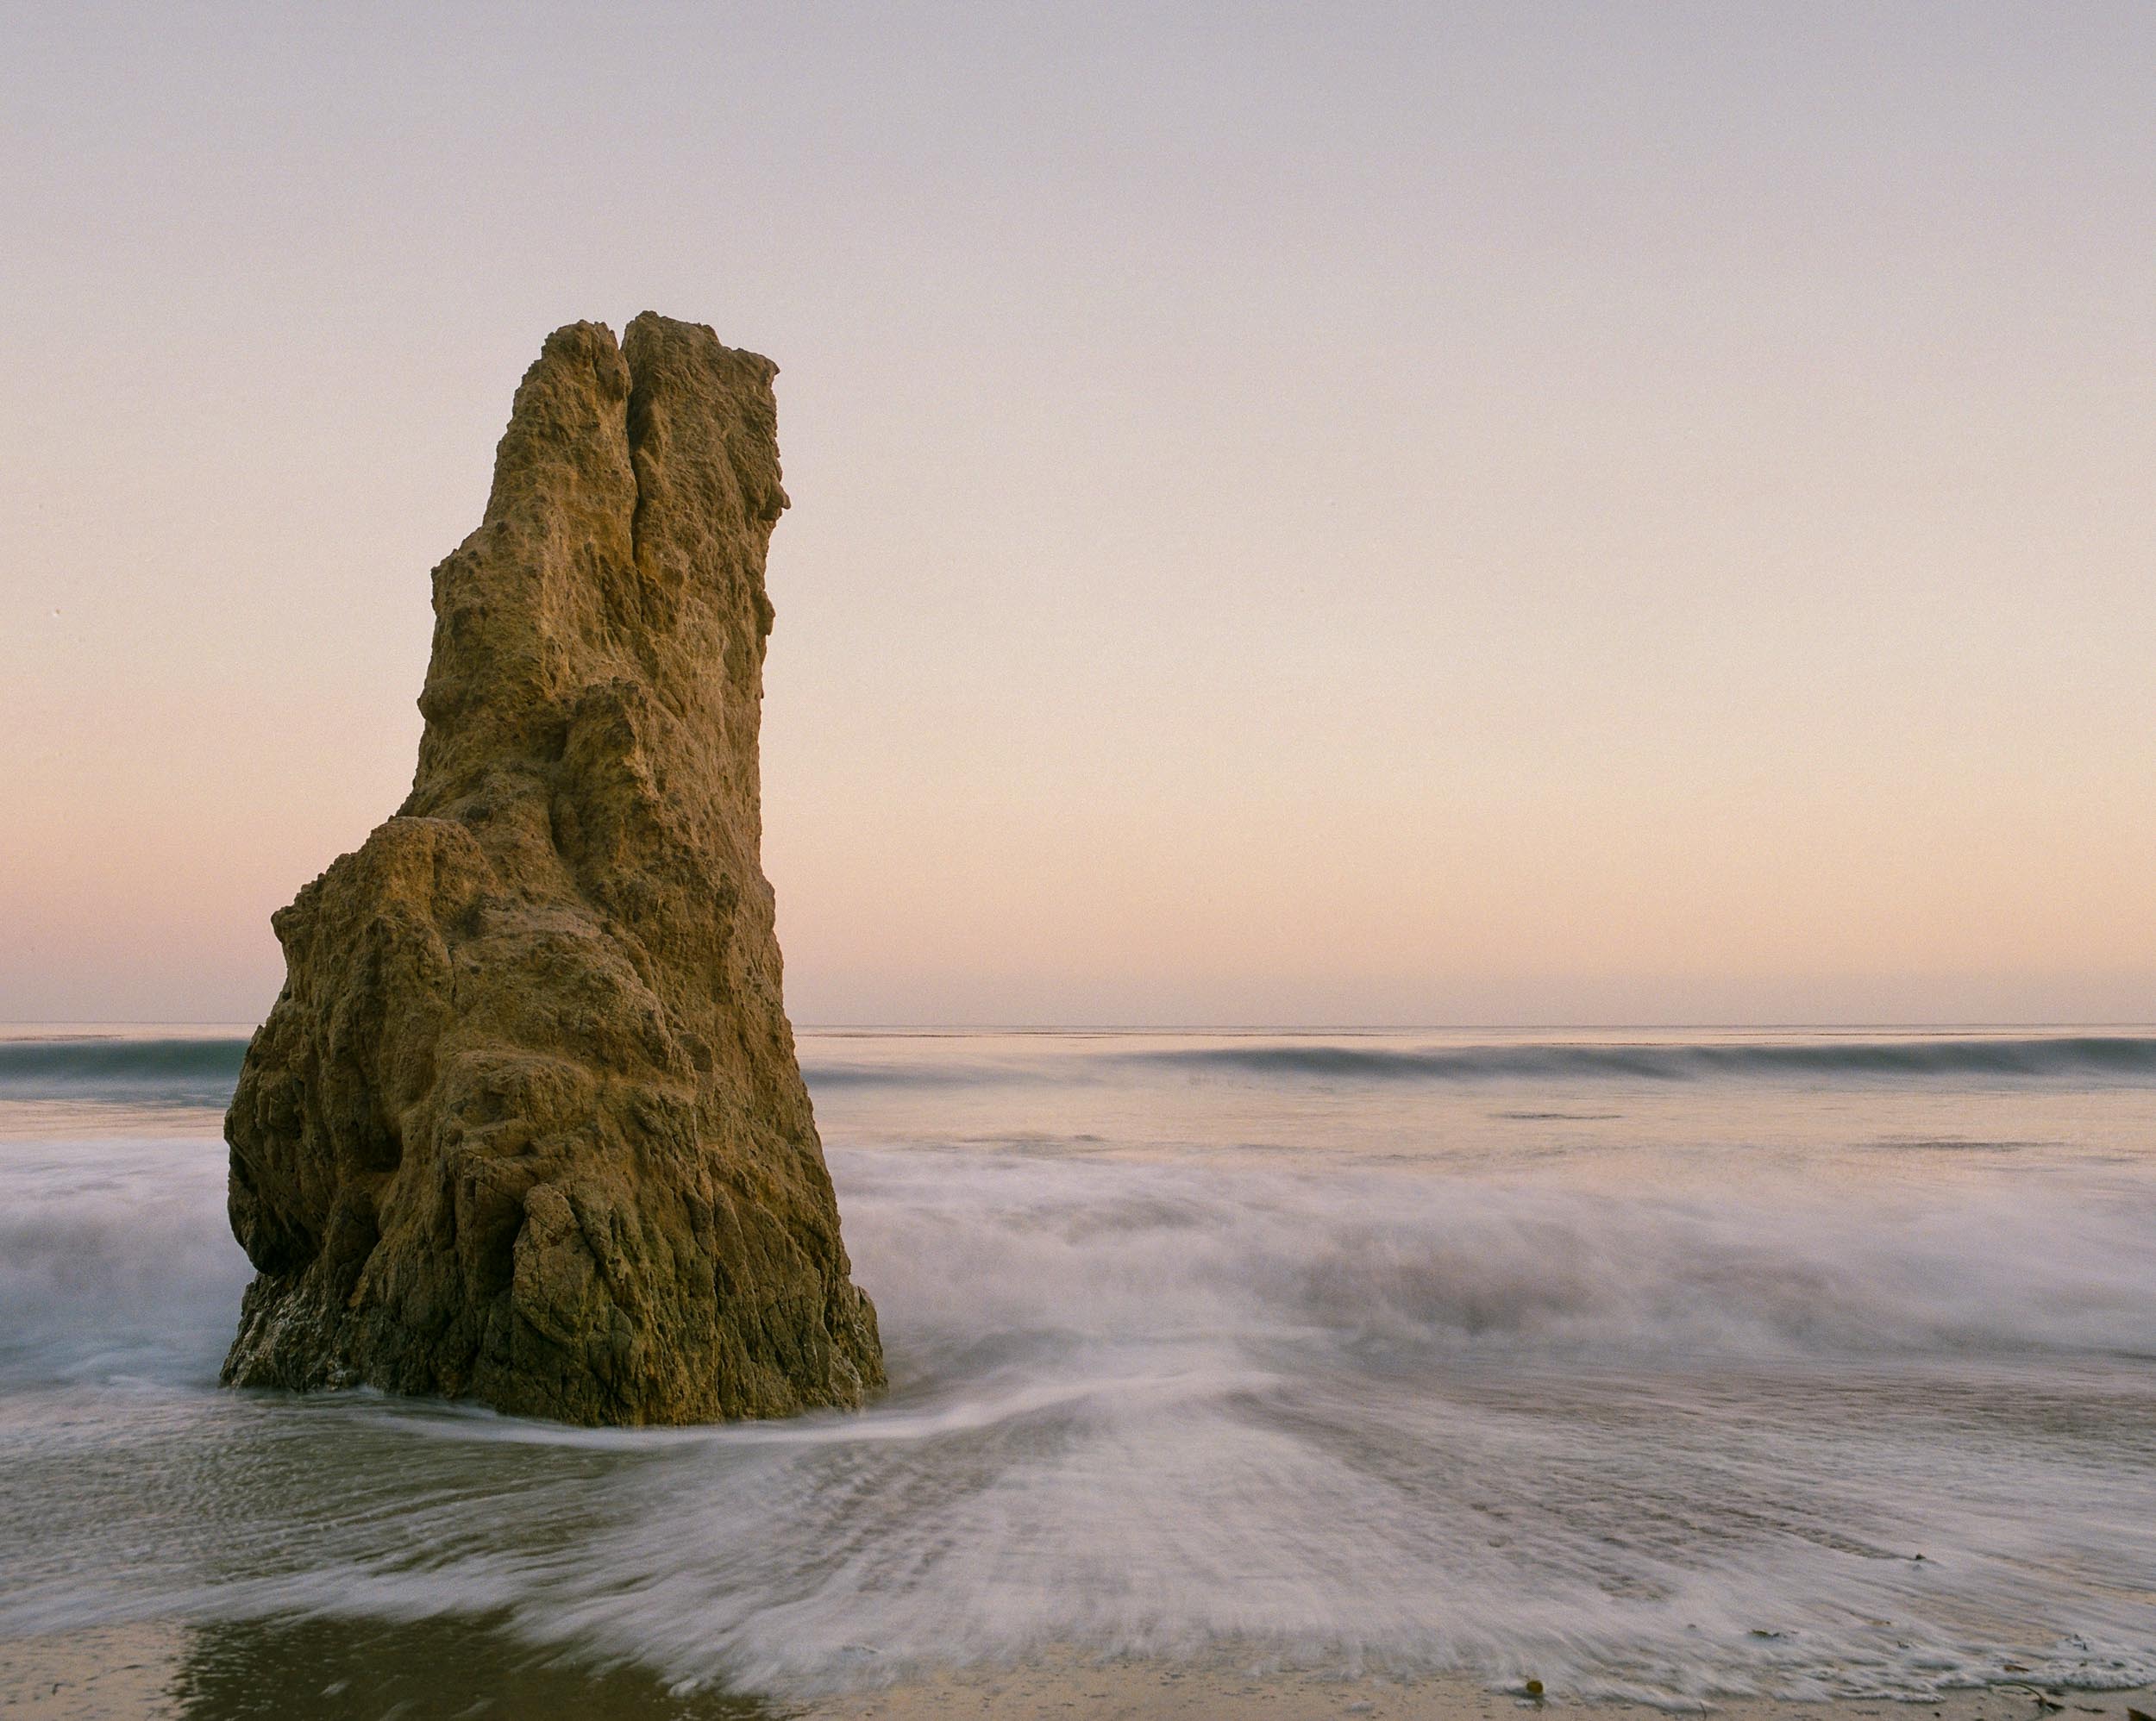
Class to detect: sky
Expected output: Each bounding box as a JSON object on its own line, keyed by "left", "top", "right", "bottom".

{"left": 3, "top": 1, "right": 2152, "bottom": 1026}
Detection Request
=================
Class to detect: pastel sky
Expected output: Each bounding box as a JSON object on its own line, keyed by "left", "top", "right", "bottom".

{"left": 3, "top": 2, "right": 2152, "bottom": 1025}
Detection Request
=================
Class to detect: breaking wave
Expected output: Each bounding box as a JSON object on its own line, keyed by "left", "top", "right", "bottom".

{"left": 16, "top": 1032, "right": 2154, "bottom": 1112}
{"left": 0, "top": 1036, "right": 248, "bottom": 1107}
{"left": 801, "top": 1033, "right": 2156, "bottom": 1090}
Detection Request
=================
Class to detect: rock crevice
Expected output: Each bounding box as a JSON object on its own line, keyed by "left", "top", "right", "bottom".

{"left": 222, "top": 313, "right": 884, "bottom": 1425}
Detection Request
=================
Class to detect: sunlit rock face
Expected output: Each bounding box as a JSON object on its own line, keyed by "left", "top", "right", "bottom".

{"left": 222, "top": 314, "right": 883, "bottom": 1425}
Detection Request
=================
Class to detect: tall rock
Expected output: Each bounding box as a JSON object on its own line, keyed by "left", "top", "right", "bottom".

{"left": 222, "top": 314, "right": 884, "bottom": 1424}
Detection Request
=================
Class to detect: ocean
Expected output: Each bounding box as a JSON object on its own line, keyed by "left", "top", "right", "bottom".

{"left": 3, "top": 1025, "right": 2153, "bottom": 1708}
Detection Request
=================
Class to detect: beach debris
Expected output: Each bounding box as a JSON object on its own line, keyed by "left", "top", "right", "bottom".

{"left": 219, "top": 315, "right": 884, "bottom": 1424}
{"left": 1523, "top": 1679, "right": 1545, "bottom": 1698}
{"left": 2128, "top": 1708, "right": 2153, "bottom": 1721}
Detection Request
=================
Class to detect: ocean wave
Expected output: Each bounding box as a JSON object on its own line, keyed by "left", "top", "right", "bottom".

{"left": 790, "top": 1034, "right": 2156, "bottom": 1091}
{"left": 0, "top": 1036, "right": 248, "bottom": 1107}
{"left": 831, "top": 1150, "right": 2156, "bottom": 1370}
{"left": 1121, "top": 1034, "right": 2156, "bottom": 1085}
{"left": 12, "top": 1135, "right": 2155, "bottom": 1390}
{"left": 0, "top": 1139, "right": 244, "bottom": 1386}
{"left": 15, "top": 1032, "right": 2153, "bottom": 1111}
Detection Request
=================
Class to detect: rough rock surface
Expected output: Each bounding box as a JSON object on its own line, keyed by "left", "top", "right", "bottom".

{"left": 222, "top": 313, "right": 884, "bottom": 1424}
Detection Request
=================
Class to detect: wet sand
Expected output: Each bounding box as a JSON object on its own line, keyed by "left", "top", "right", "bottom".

{"left": 796, "top": 1655, "right": 2153, "bottom": 1721}
{"left": 3, "top": 1620, "right": 2148, "bottom": 1721}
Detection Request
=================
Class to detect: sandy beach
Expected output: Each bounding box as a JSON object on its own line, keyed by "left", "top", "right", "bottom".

{"left": 3, "top": 1622, "right": 2151, "bottom": 1721}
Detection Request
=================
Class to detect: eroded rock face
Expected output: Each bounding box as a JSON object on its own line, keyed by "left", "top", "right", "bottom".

{"left": 222, "top": 314, "right": 884, "bottom": 1424}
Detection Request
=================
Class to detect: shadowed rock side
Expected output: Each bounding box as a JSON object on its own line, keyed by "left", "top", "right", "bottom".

{"left": 222, "top": 314, "right": 883, "bottom": 1424}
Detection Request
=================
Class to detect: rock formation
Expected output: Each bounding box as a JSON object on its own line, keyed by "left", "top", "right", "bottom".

{"left": 222, "top": 314, "right": 884, "bottom": 1424}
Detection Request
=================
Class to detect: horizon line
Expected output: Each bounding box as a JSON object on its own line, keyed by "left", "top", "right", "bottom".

{"left": 5, "top": 1018, "right": 2154, "bottom": 1036}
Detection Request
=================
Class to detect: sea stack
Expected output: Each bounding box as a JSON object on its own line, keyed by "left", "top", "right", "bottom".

{"left": 221, "top": 315, "right": 884, "bottom": 1424}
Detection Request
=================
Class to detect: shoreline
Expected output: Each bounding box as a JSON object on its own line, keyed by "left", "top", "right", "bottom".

{"left": 3, "top": 1623, "right": 2149, "bottom": 1721}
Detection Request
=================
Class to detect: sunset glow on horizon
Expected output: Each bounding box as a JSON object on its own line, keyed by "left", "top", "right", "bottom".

{"left": 3, "top": 3, "right": 2152, "bottom": 1025}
